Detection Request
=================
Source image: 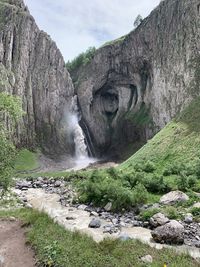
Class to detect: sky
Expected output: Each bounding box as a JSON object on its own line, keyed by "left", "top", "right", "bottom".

{"left": 23, "top": 0, "right": 160, "bottom": 62}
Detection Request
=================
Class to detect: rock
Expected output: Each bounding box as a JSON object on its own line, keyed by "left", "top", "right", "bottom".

{"left": 118, "top": 233, "right": 131, "bottom": 241}
{"left": 141, "top": 255, "right": 153, "bottom": 264}
{"left": 77, "top": 204, "right": 88, "bottom": 211}
{"left": 184, "top": 213, "right": 193, "bottom": 224}
{"left": 25, "top": 203, "right": 33, "bottom": 209}
{"left": 0, "top": 1, "right": 74, "bottom": 153}
{"left": 151, "top": 220, "right": 184, "bottom": 244}
{"left": 75, "top": 0, "right": 199, "bottom": 157}
{"left": 160, "top": 191, "right": 189, "bottom": 205}
{"left": 150, "top": 213, "right": 169, "bottom": 227}
{"left": 193, "top": 202, "right": 200, "bottom": 208}
{"left": 132, "top": 220, "right": 141, "bottom": 227}
{"left": 54, "top": 181, "right": 62, "bottom": 187}
{"left": 89, "top": 218, "right": 101, "bottom": 228}
{"left": 66, "top": 216, "right": 75, "bottom": 220}
{"left": 90, "top": 211, "right": 99, "bottom": 217}
{"left": 104, "top": 202, "right": 112, "bottom": 212}
{"left": 8, "top": 216, "right": 16, "bottom": 222}
{"left": 0, "top": 255, "right": 4, "bottom": 267}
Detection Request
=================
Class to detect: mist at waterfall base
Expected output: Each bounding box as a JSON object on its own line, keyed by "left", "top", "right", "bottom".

{"left": 66, "top": 112, "right": 97, "bottom": 170}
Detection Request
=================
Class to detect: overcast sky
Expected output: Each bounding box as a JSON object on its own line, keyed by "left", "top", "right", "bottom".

{"left": 23, "top": 0, "right": 160, "bottom": 61}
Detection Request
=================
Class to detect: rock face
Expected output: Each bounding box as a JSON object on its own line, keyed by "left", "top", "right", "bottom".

{"left": 73, "top": 0, "right": 200, "bottom": 157}
{"left": 160, "top": 191, "right": 189, "bottom": 205}
{"left": 151, "top": 220, "right": 184, "bottom": 244}
{"left": 0, "top": 0, "right": 74, "bottom": 154}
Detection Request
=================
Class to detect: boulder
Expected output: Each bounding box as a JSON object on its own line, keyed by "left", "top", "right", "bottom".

{"left": 151, "top": 220, "right": 184, "bottom": 244}
{"left": 89, "top": 218, "right": 101, "bottom": 228}
{"left": 141, "top": 255, "right": 153, "bottom": 264}
{"left": 184, "top": 213, "right": 193, "bottom": 224}
{"left": 104, "top": 202, "right": 112, "bottom": 212}
{"left": 160, "top": 191, "right": 189, "bottom": 205}
{"left": 150, "top": 213, "right": 169, "bottom": 227}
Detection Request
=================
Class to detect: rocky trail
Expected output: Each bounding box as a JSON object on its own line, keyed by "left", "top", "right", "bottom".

{"left": 0, "top": 219, "right": 36, "bottom": 267}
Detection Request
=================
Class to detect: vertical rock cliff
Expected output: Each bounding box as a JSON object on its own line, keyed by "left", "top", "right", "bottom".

{"left": 73, "top": 0, "right": 200, "bottom": 158}
{"left": 0, "top": 0, "right": 74, "bottom": 155}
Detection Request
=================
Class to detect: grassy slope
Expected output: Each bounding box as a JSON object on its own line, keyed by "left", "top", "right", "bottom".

{"left": 0, "top": 209, "right": 198, "bottom": 267}
{"left": 121, "top": 98, "right": 200, "bottom": 173}
{"left": 14, "top": 149, "right": 40, "bottom": 172}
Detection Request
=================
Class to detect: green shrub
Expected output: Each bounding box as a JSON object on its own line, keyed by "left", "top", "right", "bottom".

{"left": 140, "top": 208, "right": 160, "bottom": 221}
{"left": 0, "top": 93, "right": 23, "bottom": 193}
{"left": 190, "top": 207, "right": 200, "bottom": 216}
{"left": 132, "top": 183, "right": 148, "bottom": 205}
{"left": 143, "top": 160, "right": 156, "bottom": 173}
{"left": 143, "top": 175, "right": 170, "bottom": 193}
{"left": 66, "top": 47, "right": 96, "bottom": 72}
{"left": 176, "top": 172, "right": 189, "bottom": 191}
{"left": 164, "top": 206, "right": 179, "bottom": 219}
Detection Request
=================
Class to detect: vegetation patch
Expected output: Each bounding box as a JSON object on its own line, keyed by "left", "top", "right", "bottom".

{"left": 66, "top": 47, "right": 96, "bottom": 73}
{"left": 14, "top": 149, "right": 40, "bottom": 173}
{"left": 0, "top": 208, "right": 198, "bottom": 267}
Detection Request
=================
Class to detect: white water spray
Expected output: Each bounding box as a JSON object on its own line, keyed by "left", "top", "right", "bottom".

{"left": 65, "top": 96, "right": 96, "bottom": 169}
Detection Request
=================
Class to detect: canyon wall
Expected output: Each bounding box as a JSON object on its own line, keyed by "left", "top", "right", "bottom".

{"left": 74, "top": 0, "right": 200, "bottom": 158}
{"left": 0, "top": 0, "right": 74, "bottom": 155}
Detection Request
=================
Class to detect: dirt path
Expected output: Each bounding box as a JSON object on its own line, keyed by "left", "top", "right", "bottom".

{"left": 0, "top": 219, "right": 36, "bottom": 267}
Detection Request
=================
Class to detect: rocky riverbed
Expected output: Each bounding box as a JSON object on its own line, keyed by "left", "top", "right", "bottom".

{"left": 13, "top": 177, "right": 200, "bottom": 260}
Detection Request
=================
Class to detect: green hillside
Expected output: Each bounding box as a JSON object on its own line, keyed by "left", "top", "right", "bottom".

{"left": 121, "top": 97, "right": 200, "bottom": 174}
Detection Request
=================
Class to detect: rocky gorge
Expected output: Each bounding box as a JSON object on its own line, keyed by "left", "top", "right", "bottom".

{"left": 0, "top": 0, "right": 199, "bottom": 160}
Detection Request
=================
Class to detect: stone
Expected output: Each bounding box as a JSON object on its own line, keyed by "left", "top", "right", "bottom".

{"left": 193, "top": 202, "right": 200, "bottom": 208}
{"left": 90, "top": 211, "right": 99, "bottom": 217}
{"left": 151, "top": 220, "right": 184, "bottom": 244}
{"left": 104, "top": 202, "right": 112, "bottom": 212}
{"left": 0, "top": 255, "right": 4, "bottom": 267}
{"left": 160, "top": 191, "right": 189, "bottom": 205}
{"left": 184, "top": 213, "right": 193, "bottom": 224}
{"left": 118, "top": 233, "right": 131, "bottom": 241}
{"left": 141, "top": 255, "right": 153, "bottom": 264}
{"left": 75, "top": 0, "right": 200, "bottom": 157}
{"left": 150, "top": 213, "right": 169, "bottom": 227}
{"left": 25, "top": 203, "right": 33, "bottom": 209}
{"left": 89, "top": 218, "right": 101, "bottom": 228}
{"left": 77, "top": 204, "right": 88, "bottom": 211}
{"left": 54, "top": 181, "right": 62, "bottom": 188}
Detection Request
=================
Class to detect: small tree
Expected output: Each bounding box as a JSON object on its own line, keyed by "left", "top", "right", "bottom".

{"left": 134, "top": 15, "right": 143, "bottom": 28}
{"left": 0, "top": 93, "right": 23, "bottom": 194}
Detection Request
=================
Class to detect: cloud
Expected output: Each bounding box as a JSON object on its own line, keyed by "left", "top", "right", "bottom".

{"left": 24, "top": 0, "right": 160, "bottom": 61}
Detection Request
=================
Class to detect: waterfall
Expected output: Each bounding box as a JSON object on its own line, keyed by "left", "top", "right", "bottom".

{"left": 64, "top": 95, "right": 97, "bottom": 169}
{"left": 70, "top": 113, "right": 88, "bottom": 159}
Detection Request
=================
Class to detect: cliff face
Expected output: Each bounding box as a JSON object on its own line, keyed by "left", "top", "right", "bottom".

{"left": 0, "top": 0, "right": 74, "bottom": 154}
{"left": 75, "top": 0, "right": 200, "bottom": 157}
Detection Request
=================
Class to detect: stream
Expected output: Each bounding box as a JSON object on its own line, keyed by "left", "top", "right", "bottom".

{"left": 14, "top": 188, "right": 200, "bottom": 260}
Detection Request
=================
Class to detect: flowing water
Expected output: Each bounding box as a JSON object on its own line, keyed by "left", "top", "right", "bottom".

{"left": 15, "top": 188, "right": 200, "bottom": 260}
{"left": 68, "top": 111, "right": 96, "bottom": 169}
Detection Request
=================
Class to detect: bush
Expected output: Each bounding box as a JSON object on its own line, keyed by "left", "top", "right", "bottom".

{"left": 78, "top": 171, "right": 148, "bottom": 211}
{"left": 143, "top": 175, "right": 170, "bottom": 193}
{"left": 190, "top": 207, "right": 200, "bottom": 216}
{"left": 0, "top": 93, "right": 23, "bottom": 193}
{"left": 132, "top": 183, "right": 148, "bottom": 205}
{"left": 66, "top": 47, "right": 96, "bottom": 73}
{"left": 140, "top": 208, "right": 160, "bottom": 221}
{"left": 164, "top": 206, "right": 179, "bottom": 219}
{"left": 176, "top": 172, "right": 188, "bottom": 191}
{"left": 143, "top": 160, "right": 156, "bottom": 173}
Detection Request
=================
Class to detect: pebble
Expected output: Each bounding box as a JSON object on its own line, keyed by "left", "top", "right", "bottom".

{"left": 141, "top": 255, "right": 153, "bottom": 264}
{"left": 89, "top": 218, "right": 101, "bottom": 228}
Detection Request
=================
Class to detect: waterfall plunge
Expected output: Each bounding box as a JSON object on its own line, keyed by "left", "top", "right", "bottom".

{"left": 69, "top": 113, "right": 88, "bottom": 159}
{"left": 65, "top": 96, "right": 96, "bottom": 169}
